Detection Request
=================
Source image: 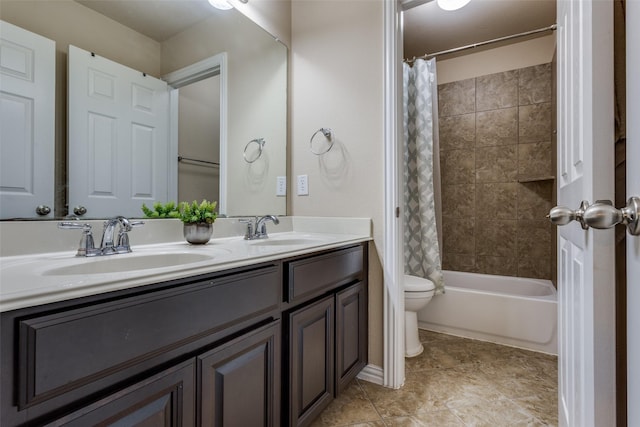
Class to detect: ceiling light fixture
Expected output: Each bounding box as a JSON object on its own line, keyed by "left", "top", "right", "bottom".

{"left": 208, "top": 0, "right": 233, "bottom": 10}
{"left": 436, "top": 0, "right": 471, "bottom": 11}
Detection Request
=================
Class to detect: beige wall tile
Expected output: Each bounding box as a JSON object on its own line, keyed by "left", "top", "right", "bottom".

{"left": 476, "top": 255, "right": 518, "bottom": 276}
{"left": 518, "top": 256, "right": 552, "bottom": 279}
{"left": 442, "top": 253, "right": 476, "bottom": 272}
{"left": 476, "top": 183, "right": 517, "bottom": 220}
{"left": 519, "top": 63, "right": 552, "bottom": 105}
{"left": 442, "top": 184, "right": 475, "bottom": 218}
{"left": 476, "top": 70, "right": 518, "bottom": 111}
{"left": 438, "top": 79, "right": 476, "bottom": 117}
{"left": 441, "top": 149, "right": 475, "bottom": 184}
{"left": 439, "top": 114, "right": 476, "bottom": 150}
{"left": 476, "top": 107, "right": 518, "bottom": 147}
{"left": 519, "top": 103, "right": 552, "bottom": 143}
{"left": 476, "top": 220, "right": 517, "bottom": 257}
{"left": 443, "top": 217, "right": 475, "bottom": 255}
{"left": 517, "top": 181, "right": 553, "bottom": 220}
{"left": 476, "top": 145, "right": 517, "bottom": 183}
{"left": 518, "top": 142, "right": 553, "bottom": 179}
{"left": 517, "top": 220, "right": 552, "bottom": 259}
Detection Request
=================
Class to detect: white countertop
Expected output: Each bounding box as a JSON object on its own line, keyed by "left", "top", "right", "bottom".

{"left": 0, "top": 218, "right": 371, "bottom": 312}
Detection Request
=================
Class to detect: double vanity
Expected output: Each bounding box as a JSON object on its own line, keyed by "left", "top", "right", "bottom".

{"left": 0, "top": 217, "right": 371, "bottom": 426}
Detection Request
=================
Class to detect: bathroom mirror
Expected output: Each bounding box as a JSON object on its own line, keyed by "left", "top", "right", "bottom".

{"left": 0, "top": 0, "right": 287, "bottom": 220}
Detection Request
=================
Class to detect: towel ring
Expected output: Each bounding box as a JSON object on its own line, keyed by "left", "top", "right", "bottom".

{"left": 243, "top": 138, "right": 266, "bottom": 163}
{"left": 310, "top": 128, "right": 334, "bottom": 155}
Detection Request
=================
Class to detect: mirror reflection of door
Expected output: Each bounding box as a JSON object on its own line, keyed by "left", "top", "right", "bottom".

{"left": 177, "top": 75, "right": 220, "bottom": 205}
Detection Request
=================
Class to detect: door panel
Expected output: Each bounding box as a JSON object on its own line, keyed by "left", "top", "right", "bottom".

{"left": 556, "top": 0, "right": 615, "bottom": 425}
{"left": 0, "top": 20, "right": 55, "bottom": 219}
{"left": 68, "top": 45, "right": 169, "bottom": 218}
{"left": 288, "top": 295, "right": 334, "bottom": 427}
{"left": 199, "top": 321, "right": 280, "bottom": 427}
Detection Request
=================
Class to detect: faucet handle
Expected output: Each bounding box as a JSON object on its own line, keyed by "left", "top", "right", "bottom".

{"left": 58, "top": 222, "right": 97, "bottom": 257}
{"left": 115, "top": 218, "right": 144, "bottom": 252}
{"left": 239, "top": 217, "right": 257, "bottom": 240}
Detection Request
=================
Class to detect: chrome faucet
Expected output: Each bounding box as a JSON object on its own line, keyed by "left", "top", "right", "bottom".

{"left": 58, "top": 216, "right": 144, "bottom": 257}
{"left": 241, "top": 215, "right": 279, "bottom": 240}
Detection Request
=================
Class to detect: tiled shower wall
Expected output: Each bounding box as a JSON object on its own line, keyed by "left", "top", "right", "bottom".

{"left": 438, "top": 64, "right": 555, "bottom": 280}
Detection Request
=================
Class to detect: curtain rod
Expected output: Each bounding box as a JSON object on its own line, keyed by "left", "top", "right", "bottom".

{"left": 405, "top": 24, "right": 557, "bottom": 64}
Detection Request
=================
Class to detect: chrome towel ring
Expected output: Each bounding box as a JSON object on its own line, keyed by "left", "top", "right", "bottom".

{"left": 243, "top": 138, "right": 266, "bottom": 163}
{"left": 310, "top": 128, "right": 334, "bottom": 155}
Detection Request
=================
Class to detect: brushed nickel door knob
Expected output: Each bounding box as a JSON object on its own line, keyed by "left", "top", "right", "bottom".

{"left": 548, "top": 197, "right": 640, "bottom": 236}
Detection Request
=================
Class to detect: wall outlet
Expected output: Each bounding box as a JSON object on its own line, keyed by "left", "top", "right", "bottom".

{"left": 276, "top": 176, "right": 286, "bottom": 196}
{"left": 297, "top": 174, "right": 309, "bottom": 196}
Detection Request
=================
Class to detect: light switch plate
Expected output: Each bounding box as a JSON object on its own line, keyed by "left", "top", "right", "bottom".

{"left": 297, "top": 175, "right": 309, "bottom": 196}
{"left": 276, "top": 176, "right": 286, "bottom": 196}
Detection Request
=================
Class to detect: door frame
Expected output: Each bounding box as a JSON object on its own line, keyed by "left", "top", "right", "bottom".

{"left": 382, "top": 0, "right": 405, "bottom": 388}
{"left": 163, "top": 52, "right": 228, "bottom": 213}
{"left": 626, "top": 0, "right": 640, "bottom": 423}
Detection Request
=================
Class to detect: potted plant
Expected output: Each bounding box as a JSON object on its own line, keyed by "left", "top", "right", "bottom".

{"left": 179, "top": 199, "right": 218, "bottom": 244}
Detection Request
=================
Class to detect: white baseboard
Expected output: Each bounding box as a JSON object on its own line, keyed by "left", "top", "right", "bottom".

{"left": 356, "top": 364, "right": 384, "bottom": 385}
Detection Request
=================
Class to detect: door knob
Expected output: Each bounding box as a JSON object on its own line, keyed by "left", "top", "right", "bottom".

{"left": 35, "top": 205, "right": 51, "bottom": 216}
{"left": 73, "top": 205, "right": 87, "bottom": 216}
{"left": 548, "top": 197, "right": 640, "bottom": 236}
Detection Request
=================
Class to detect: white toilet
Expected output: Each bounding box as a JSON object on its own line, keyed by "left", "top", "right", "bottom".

{"left": 404, "top": 274, "right": 436, "bottom": 357}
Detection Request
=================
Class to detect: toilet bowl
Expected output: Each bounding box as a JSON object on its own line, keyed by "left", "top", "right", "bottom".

{"left": 404, "top": 274, "right": 435, "bottom": 357}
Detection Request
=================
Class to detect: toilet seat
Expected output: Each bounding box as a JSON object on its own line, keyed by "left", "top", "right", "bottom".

{"left": 404, "top": 275, "right": 435, "bottom": 292}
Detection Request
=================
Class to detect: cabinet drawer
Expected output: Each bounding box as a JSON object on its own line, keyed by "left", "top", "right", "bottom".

{"left": 44, "top": 360, "right": 195, "bottom": 427}
{"left": 286, "top": 245, "right": 363, "bottom": 304}
{"left": 17, "top": 265, "right": 280, "bottom": 408}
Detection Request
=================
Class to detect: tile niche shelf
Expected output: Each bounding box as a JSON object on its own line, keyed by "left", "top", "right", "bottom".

{"left": 517, "top": 175, "right": 556, "bottom": 183}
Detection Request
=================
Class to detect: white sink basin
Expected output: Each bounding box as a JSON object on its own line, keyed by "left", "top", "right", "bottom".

{"left": 42, "top": 252, "right": 217, "bottom": 276}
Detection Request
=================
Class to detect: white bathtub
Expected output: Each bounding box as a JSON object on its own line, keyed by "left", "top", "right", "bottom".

{"left": 417, "top": 270, "right": 557, "bottom": 354}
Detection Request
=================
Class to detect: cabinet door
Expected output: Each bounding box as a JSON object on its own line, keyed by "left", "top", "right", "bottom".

{"left": 288, "top": 295, "right": 334, "bottom": 427}
{"left": 45, "top": 360, "right": 195, "bottom": 427}
{"left": 199, "top": 321, "right": 280, "bottom": 427}
{"left": 335, "top": 282, "right": 368, "bottom": 394}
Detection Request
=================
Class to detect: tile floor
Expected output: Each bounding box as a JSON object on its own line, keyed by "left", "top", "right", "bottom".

{"left": 312, "top": 329, "right": 558, "bottom": 427}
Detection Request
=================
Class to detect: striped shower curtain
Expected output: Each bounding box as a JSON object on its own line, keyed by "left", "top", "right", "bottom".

{"left": 403, "top": 58, "right": 445, "bottom": 294}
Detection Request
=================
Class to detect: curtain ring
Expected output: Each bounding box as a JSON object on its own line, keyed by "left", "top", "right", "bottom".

{"left": 310, "top": 128, "right": 333, "bottom": 155}
{"left": 243, "top": 138, "right": 265, "bottom": 163}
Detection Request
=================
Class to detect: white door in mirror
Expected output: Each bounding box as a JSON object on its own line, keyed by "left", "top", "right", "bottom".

{"left": 0, "top": 21, "right": 55, "bottom": 219}
{"left": 67, "top": 45, "right": 170, "bottom": 218}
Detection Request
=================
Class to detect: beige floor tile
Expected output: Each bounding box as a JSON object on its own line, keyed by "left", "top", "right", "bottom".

{"left": 310, "top": 381, "right": 383, "bottom": 427}
{"left": 450, "top": 399, "right": 546, "bottom": 426}
{"left": 318, "top": 332, "right": 559, "bottom": 427}
{"left": 513, "top": 392, "right": 558, "bottom": 426}
{"left": 384, "top": 410, "right": 466, "bottom": 426}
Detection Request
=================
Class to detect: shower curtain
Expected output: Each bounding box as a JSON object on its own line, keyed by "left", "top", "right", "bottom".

{"left": 403, "top": 58, "right": 445, "bottom": 294}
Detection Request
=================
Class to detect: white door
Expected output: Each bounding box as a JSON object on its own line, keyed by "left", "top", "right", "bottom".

{"left": 0, "top": 20, "right": 55, "bottom": 219}
{"left": 555, "top": 0, "right": 616, "bottom": 426}
{"left": 626, "top": 0, "right": 640, "bottom": 424}
{"left": 68, "top": 45, "right": 169, "bottom": 218}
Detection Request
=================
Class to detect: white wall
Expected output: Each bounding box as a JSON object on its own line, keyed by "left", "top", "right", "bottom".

{"left": 437, "top": 34, "right": 556, "bottom": 83}
{"left": 291, "top": 0, "right": 385, "bottom": 367}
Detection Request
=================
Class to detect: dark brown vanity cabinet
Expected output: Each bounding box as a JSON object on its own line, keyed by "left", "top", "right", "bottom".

{"left": 0, "top": 242, "right": 368, "bottom": 427}
{"left": 285, "top": 245, "right": 368, "bottom": 427}
{"left": 0, "top": 263, "right": 282, "bottom": 427}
